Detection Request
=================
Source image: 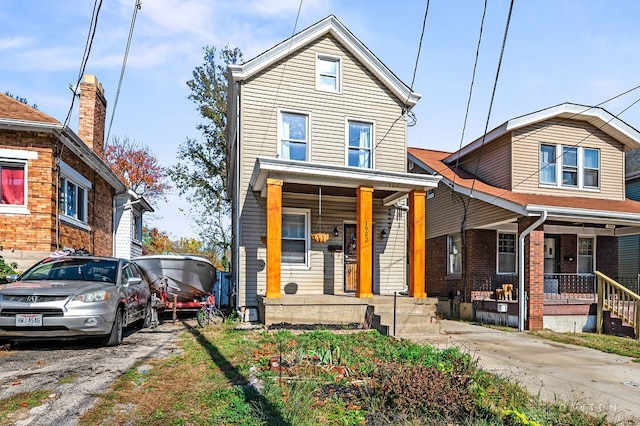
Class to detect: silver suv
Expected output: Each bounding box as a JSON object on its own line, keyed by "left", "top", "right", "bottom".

{"left": 0, "top": 255, "right": 152, "bottom": 346}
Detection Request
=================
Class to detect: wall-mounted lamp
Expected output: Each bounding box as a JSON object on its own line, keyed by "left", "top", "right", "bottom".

{"left": 333, "top": 227, "right": 339, "bottom": 237}
{"left": 380, "top": 228, "right": 388, "bottom": 239}
{"left": 563, "top": 255, "right": 574, "bottom": 262}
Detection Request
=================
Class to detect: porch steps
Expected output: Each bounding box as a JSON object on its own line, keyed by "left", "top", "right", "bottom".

{"left": 603, "top": 310, "right": 637, "bottom": 339}
{"left": 368, "top": 296, "right": 439, "bottom": 338}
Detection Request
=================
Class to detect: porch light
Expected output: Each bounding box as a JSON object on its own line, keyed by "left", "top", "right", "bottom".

{"left": 333, "top": 227, "right": 339, "bottom": 237}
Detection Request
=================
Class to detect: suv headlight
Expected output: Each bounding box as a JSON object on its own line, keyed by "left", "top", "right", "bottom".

{"left": 74, "top": 290, "right": 110, "bottom": 303}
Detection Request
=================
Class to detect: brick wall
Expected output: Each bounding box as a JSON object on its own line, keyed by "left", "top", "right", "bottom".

{"left": 559, "top": 234, "right": 577, "bottom": 273}
{"left": 596, "top": 235, "right": 617, "bottom": 278}
{"left": 519, "top": 217, "right": 544, "bottom": 330}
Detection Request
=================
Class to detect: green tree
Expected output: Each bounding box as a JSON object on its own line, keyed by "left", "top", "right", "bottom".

{"left": 169, "top": 45, "right": 243, "bottom": 271}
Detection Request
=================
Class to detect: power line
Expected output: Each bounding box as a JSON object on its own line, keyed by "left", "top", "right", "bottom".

{"left": 106, "top": 0, "right": 142, "bottom": 145}
{"left": 64, "top": 0, "right": 103, "bottom": 128}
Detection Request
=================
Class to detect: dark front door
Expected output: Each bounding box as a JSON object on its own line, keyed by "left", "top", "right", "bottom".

{"left": 344, "top": 224, "right": 357, "bottom": 292}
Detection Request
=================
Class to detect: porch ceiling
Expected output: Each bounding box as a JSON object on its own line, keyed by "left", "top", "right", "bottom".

{"left": 250, "top": 156, "right": 441, "bottom": 199}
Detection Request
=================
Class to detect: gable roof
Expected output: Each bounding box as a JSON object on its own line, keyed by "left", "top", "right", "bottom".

{"left": 228, "top": 15, "right": 420, "bottom": 107}
{"left": 445, "top": 103, "right": 640, "bottom": 163}
{"left": 0, "top": 92, "right": 59, "bottom": 124}
{"left": 409, "top": 147, "right": 640, "bottom": 229}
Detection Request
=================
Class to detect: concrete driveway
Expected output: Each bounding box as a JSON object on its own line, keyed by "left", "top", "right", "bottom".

{"left": 407, "top": 320, "right": 640, "bottom": 423}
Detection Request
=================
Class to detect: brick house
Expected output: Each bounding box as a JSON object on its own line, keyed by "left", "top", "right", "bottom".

{"left": 0, "top": 74, "right": 136, "bottom": 270}
{"left": 409, "top": 103, "right": 640, "bottom": 331}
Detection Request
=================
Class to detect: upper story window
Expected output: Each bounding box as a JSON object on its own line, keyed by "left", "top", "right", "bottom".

{"left": 447, "top": 233, "right": 462, "bottom": 276}
{"left": 539, "top": 144, "right": 600, "bottom": 190}
{"left": 0, "top": 148, "right": 37, "bottom": 215}
{"left": 132, "top": 212, "right": 142, "bottom": 242}
{"left": 316, "top": 54, "right": 341, "bottom": 93}
{"left": 282, "top": 208, "right": 309, "bottom": 266}
{"left": 347, "top": 120, "right": 373, "bottom": 169}
{"left": 59, "top": 160, "right": 91, "bottom": 227}
{"left": 279, "top": 111, "right": 309, "bottom": 161}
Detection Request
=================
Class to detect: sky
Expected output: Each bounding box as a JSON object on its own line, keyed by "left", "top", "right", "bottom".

{"left": 3, "top": 0, "right": 640, "bottom": 239}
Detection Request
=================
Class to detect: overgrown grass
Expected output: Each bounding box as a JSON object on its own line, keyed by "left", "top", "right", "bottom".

{"left": 530, "top": 330, "right": 640, "bottom": 362}
{"left": 80, "top": 322, "right": 624, "bottom": 425}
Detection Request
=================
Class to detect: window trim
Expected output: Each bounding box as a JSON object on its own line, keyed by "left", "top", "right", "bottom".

{"left": 59, "top": 160, "right": 91, "bottom": 230}
{"left": 277, "top": 109, "right": 311, "bottom": 161}
{"left": 496, "top": 232, "right": 517, "bottom": 274}
{"left": 447, "top": 233, "right": 462, "bottom": 276}
{"left": 282, "top": 207, "right": 310, "bottom": 269}
{"left": 539, "top": 143, "right": 600, "bottom": 190}
{"left": 131, "top": 211, "right": 143, "bottom": 243}
{"left": 577, "top": 235, "right": 595, "bottom": 274}
{"left": 0, "top": 148, "right": 37, "bottom": 215}
{"left": 315, "top": 53, "right": 342, "bottom": 93}
{"left": 345, "top": 118, "right": 375, "bottom": 169}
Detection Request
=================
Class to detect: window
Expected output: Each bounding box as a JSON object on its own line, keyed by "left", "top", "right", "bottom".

{"left": 447, "top": 234, "right": 462, "bottom": 275}
{"left": 539, "top": 144, "right": 600, "bottom": 189}
{"left": 279, "top": 111, "right": 309, "bottom": 161}
{"left": 497, "top": 233, "right": 516, "bottom": 274}
{"left": 1, "top": 163, "right": 25, "bottom": 205}
{"left": 316, "top": 54, "right": 341, "bottom": 92}
{"left": 282, "top": 209, "right": 309, "bottom": 265}
{"left": 132, "top": 212, "right": 142, "bottom": 242}
{"left": 347, "top": 120, "right": 373, "bottom": 168}
{"left": 59, "top": 160, "right": 91, "bottom": 227}
{"left": 577, "top": 237, "right": 594, "bottom": 274}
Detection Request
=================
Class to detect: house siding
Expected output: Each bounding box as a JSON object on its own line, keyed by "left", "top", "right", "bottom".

{"left": 619, "top": 177, "right": 640, "bottom": 277}
{"left": 235, "top": 33, "right": 409, "bottom": 309}
{"left": 512, "top": 119, "right": 625, "bottom": 199}
{"left": 453, "top": 133, "right": 512, "bottom": 189}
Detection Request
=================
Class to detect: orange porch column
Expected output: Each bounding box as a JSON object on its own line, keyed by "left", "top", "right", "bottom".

{"left": 266, "top": 178, "right": 282, "bottom": 299}
{"left": 356, "top": 186, "right": 374, "bottom": 298}
{"left": 409, "top": 190, "right": 426, "bottom": 298}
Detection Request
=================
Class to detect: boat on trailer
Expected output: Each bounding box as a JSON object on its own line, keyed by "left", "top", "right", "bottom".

{"left": 133, "top": 254, "right": 217, "bottom": 309}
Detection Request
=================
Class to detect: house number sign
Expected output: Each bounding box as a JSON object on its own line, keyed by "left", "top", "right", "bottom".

{"left": 364, "top": 221, "right": 369, "bottom": 243}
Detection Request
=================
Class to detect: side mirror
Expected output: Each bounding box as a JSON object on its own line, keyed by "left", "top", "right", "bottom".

{"left": 127, "top": 277, "right": 142, "bottom": 286}
{"left": 4, "top": 274, "right": 19, "bottom": 283}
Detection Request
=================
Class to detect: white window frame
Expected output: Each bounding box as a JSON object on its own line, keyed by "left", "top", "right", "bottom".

{"left": 497, "top": 232, "right": 517, "bottom": 274}
{"left": 59, "top": 160, "right": 91, "bottom": 230}
{"left": 539, "top": 143, "right": 600, "bottom": 190}
{"left": 131, "top": 211, "right": 143, "bottom": 243}
{"left": 345, "top": 118, "right": 375, "bottom": 169}
{"left": 0, "top": 148, "right": 37, "bottom": 215}
{"left": 577, "top": 236, "right": 595, "bottom": 274}
{"left": 277, "top": 109, "right": 310, "bottom": 161}
{"left": 282, "top": 207, "right": 310, "bottom": 268}
{"left": 447, "top": 233, "right": 462, "bottom": 276}
{"left": 315, "top": 53, "right": 341, "bottom": 93}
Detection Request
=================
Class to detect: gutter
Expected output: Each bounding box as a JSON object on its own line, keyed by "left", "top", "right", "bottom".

{"left": 518, "top": 210, "right": 547, "bottom": 332}
{"left": 234, "top": 81, "right": 241, "bottom": 316}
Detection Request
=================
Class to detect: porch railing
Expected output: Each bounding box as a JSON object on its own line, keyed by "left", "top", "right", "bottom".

{"left": 471, "top": 274, "right": 518, "bottom": 301}
{"left": 596, "top": 271, "right": 640, "bottom": 340}
{"left": 542, "top": 273, "right": 596, "bottom": 301}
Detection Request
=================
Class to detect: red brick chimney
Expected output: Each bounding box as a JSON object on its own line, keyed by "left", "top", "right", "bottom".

{"left": 78, "top": 74, "right": 107, "bottom": 158}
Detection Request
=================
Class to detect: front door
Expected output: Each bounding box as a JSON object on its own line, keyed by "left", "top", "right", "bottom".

{"left": 544, "top": 236, "right": 559, "bottom": 273}
{"left": 344, "top": 224, "right": 357, "bottom": 292}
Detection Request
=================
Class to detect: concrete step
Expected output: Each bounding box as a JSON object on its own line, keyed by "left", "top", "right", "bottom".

{"left": 373, "top": 312, "right": 439, "bottom": 336}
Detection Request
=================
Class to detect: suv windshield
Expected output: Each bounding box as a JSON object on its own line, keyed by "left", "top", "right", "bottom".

{"left": 21, "top": 258, "right": 119, "bottom": 283}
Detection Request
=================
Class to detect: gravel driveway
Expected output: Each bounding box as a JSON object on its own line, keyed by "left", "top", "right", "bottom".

{"left": 0, "top": 316, "right": 188, "bottom": 426}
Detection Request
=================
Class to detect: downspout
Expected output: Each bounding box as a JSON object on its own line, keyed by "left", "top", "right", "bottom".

{"left": 112, "top": 197, "right": 116, "bottom": 256}
{"left": 234, "top": 80, "right": 241, "bottom": 315}
{"left": 518, "top": 210, "right": 547, "bottom": 332}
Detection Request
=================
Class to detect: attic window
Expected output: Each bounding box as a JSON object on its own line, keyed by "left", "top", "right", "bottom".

{"left": 316, "top": 54, "right": 341, "bottom": 93}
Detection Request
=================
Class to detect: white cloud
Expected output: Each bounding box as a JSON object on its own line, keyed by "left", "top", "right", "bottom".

{"left": 0, "top": 36, "right": 32, "bottom": 50}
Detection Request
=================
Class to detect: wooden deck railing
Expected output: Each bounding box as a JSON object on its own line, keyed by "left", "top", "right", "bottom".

{"left": 596, "top": 271, "right": 640, "bottom": 340}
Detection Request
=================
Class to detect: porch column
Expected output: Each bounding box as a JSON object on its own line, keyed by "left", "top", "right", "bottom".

{"left": 409, "top": 189, "right": 426, "bottom": 298}
{"left": 356, "top": 186, "right": 373, "bottom": 298}
{"left": 519, "top": 217, "right": 544, "bottom": 330}
{"left": 266, "top": 178, "right": 282, "bottom": 299}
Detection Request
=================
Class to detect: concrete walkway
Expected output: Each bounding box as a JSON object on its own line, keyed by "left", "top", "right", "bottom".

{"left": 405, "top": 320, "right": 640, "bottom": 423}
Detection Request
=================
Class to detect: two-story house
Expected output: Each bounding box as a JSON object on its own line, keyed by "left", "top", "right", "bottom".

{"left": 227, "top": 15, "right": 440, "bottom": 323}
{"left": 409, "top": 103, "right": 640, "bottom": 331}
{"left": 0, "top": 74, "right": 149, "bottom": 269}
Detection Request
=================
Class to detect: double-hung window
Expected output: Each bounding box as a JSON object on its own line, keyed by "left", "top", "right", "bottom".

{"left": 316, "top": 54, "right": 341, "bottom": 92}
{"left": 497, "top": 233, "right": 516, "bottom": 274}
{"left": 132, "top": 212, "right": 142, "bottom": 242}
{"left": 59, "top": 160, "right": 90, "bottom": 227}
{"left": 577, "top": 237, "right": 594, "bottom": 274}
{"left": 0, "top": 148, "right": 37, "bottom": 214}
{"left": 282, "top": 209, "right": 309, "bottom": 266}
{"left": 539, "top": 143, "right": 600, "bottom": 189}
{"left": 447, "top": 234, "right": 462, "bottom": 275}
{"left": 347, "top": 120, "right": 373, "bottom": 169}
{"left": 279, "top": 111, "right": 309, "bottom": 161}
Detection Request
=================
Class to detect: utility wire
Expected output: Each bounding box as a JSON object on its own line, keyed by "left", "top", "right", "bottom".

{"left": 106, "top": 0, "right": 142, "bottom": 146}
{"left": 452, "top": 0, "right": 488, "bottom": 188}
{"left": 469, "top": 0, "right": 515, "bottom": 196}
{"left": 64, "top": 0, "right": 103, "bottom": 128}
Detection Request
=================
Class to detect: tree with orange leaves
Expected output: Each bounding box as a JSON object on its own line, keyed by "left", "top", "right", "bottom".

{"left": 104, "top": 136, "right": 170, "bottom": 205}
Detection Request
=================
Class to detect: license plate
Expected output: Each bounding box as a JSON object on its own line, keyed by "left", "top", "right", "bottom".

{"left": 16, "top": 314, "right": 43, "bottom": 327}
